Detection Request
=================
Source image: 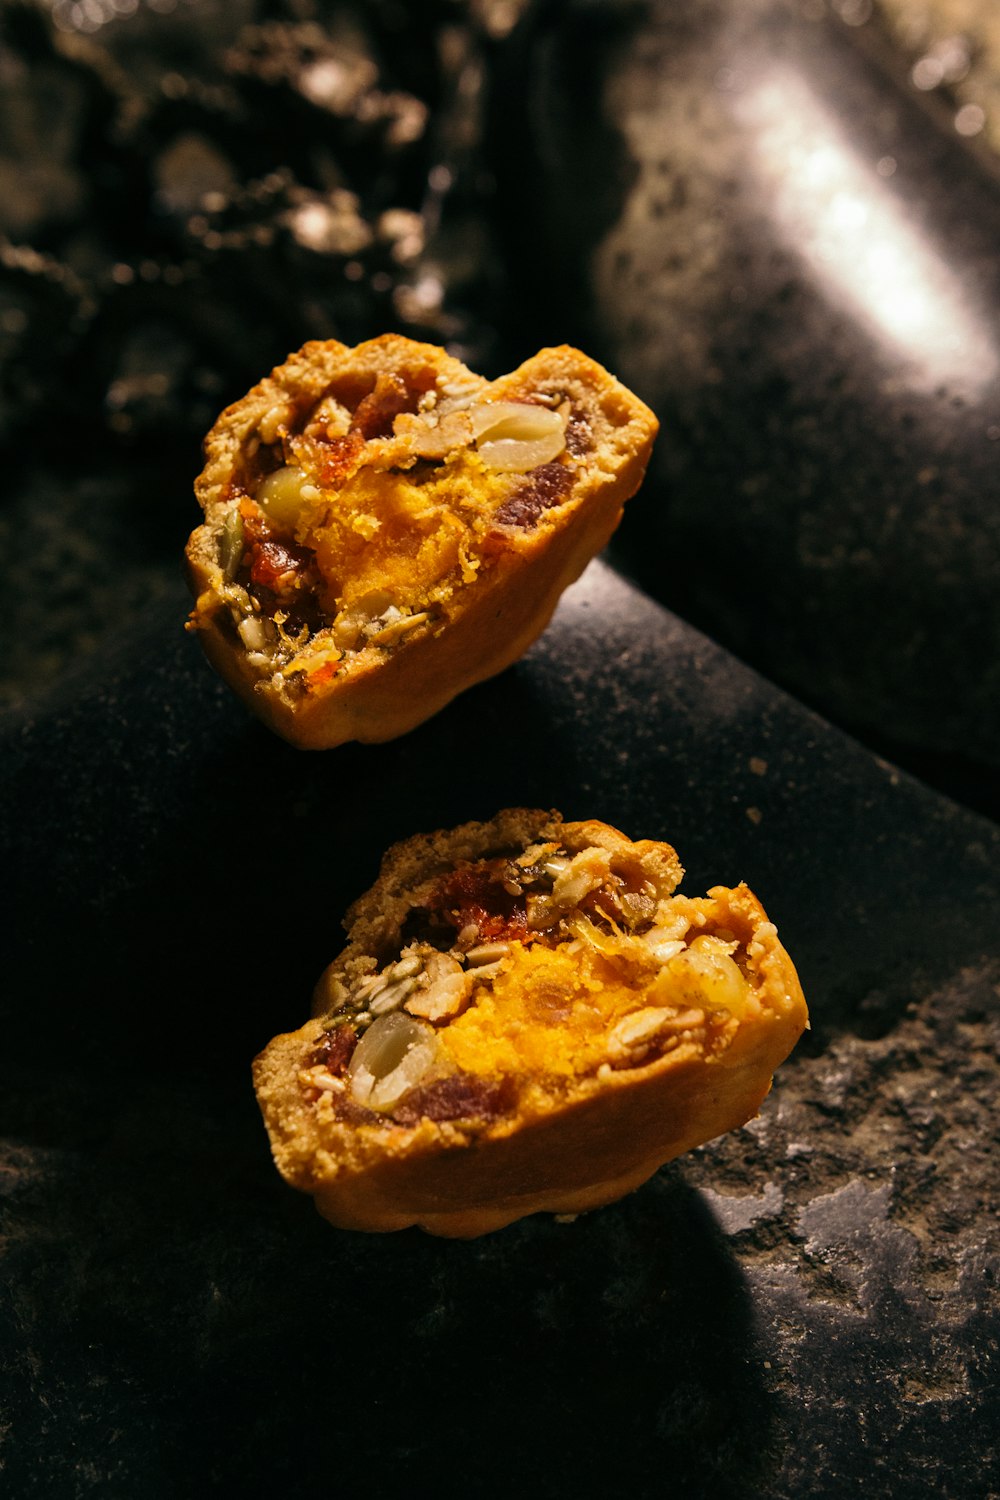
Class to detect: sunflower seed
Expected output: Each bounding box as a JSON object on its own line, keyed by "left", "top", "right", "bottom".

{"left": 390, "top": 954, "right": 424, "bottom": 981}
{"left": 464, "top": 942, "right": 510, "bottom": 966}
{"left": 369, "top": 976, "right": 419, "bottom": 1016}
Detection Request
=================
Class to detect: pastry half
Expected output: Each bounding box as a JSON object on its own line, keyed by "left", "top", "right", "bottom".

{"left": 185, "top": 336, "right": 658, "bottom": 748}
{"left": 253, "top": 809, "right": 808, "bottom": 1237}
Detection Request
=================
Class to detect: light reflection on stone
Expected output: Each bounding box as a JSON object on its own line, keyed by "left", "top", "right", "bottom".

{"left": 737, "top": 68, "right": 998, "bottom": 394}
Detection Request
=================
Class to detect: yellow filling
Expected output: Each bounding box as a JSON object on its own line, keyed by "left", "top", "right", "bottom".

{"left": 293, "top": 453, "right": 510, "bottom": 612}
{"left": 436, "top": 935, "right": 751, "bottom": 1082}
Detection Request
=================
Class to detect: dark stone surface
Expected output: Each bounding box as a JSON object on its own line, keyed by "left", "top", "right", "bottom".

{"left": 3, "top": 4, "right": 1000, "bottom": 1494}
{"left": 3, "top": 562, "right": 998, "bottom": 1498}
{"left": 496, "top": 0, "right": 1000, "bottom": 784}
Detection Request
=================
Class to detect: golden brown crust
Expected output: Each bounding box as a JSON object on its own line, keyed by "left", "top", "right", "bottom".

{"left": 252, "top": 811, "right": 808, "bottom": 1237}
{"left": 185, "top": 337, "right": 658, "bottom": 749}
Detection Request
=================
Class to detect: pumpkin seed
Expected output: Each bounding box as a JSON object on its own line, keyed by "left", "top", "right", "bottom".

{"left": 220, "top": 509, "right": 245, "bottom": 580}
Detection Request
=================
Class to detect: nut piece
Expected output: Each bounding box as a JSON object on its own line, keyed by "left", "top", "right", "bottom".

{"left": 607, "top": 1006, "right": 706, "bottom": 1066}
{"left": 389, "top": 408, "right": 475, "bottom": 460}
{"left": 257, "top": 466, "right": 315, "bottom": 529}
{"left": 298, "top": 1066, "right": 346, "bottom": 1094}
{"left": 666, "top": 938, "right": 748, "bottom": 1019}
{"left": 331, "top": 590, "right": 396, "bottom": 650}
{"left": 470, "top": 401, "right": 566, "bottom": 471}
{"left": 238, "top": 615, "right": 270, "bottom": 652}
{"left": 551, "top": 847, "right": 612, "bottom": 909}
{"left": 346, "top": 1012, "right": 440, "bottom": 1111}
{"left": 405, "top": 953, "right": 473, "bottom": 1022}
{"left": 369, "top": 610, "right": 431, "bottom": 646}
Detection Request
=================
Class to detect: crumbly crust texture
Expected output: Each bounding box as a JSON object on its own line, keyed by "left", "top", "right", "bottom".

{"left": 185, "top": 336, "right": 658, "bottom": 749}
{"left": 252, "top": 810, "right": 809, "bottom": 1237}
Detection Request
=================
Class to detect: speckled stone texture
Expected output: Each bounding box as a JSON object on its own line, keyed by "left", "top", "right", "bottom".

{"left": 495, "top": 0, "right": 1000, "bottom": 785}
{"left": 2, "top": 563, "right": 997, "bottom": 1498}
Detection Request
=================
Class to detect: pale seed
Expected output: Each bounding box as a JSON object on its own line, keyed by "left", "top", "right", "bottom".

{"left": 369, "top": 976, "right": 419, "bottom": 1016}
{"left": 464, "top": 942, "right": 510, "bottom": 966}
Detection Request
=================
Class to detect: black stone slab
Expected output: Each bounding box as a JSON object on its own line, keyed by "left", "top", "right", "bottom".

{"left": 2, "top": 560, "right": 997, "bottom": 1499}
{"left": 494, "top": 0, "right": 1000, "bottom": 792}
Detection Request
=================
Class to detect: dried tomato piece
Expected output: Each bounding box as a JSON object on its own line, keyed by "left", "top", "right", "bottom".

{"left": 249, "top": 537, "right": 313, "bottom": 594}
{"left": 237, "top": 498, "right": 270, "bottom": 545}
{"left": 305, "top": 658, "right": 342, "bottom": 689}
{"left": 429, "top": 858, "right": 529, "bottom": 943}
{"left": 310, "top": 1025, "right": 358, "bottom": 1075}
{"left": 317, "top": 431, "right": 365, "bottom": 486}
{"left": 331, "top": 1097, "right": 384, "bottom": 1127}
{"left": 237, "top": 500, "right": 321, "bottom": 617}
{"left": 564, "top": 410, "right": 593, "bottom": 457}
{"left": 392, "top": 1073, "right": 518, "bottom": 1126}
{"left": 493, "top": 461, "right": 574, "bottom": 529}
{"left": 350, "top": 369, "right": 436, "bottom": 439}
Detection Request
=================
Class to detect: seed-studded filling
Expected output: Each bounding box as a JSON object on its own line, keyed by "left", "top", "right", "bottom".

{"left": 211, "top": 365, "right": 595, "bottom": 691}
{"left": 299, "top": 842, "right": 764, "bottom": 1127}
